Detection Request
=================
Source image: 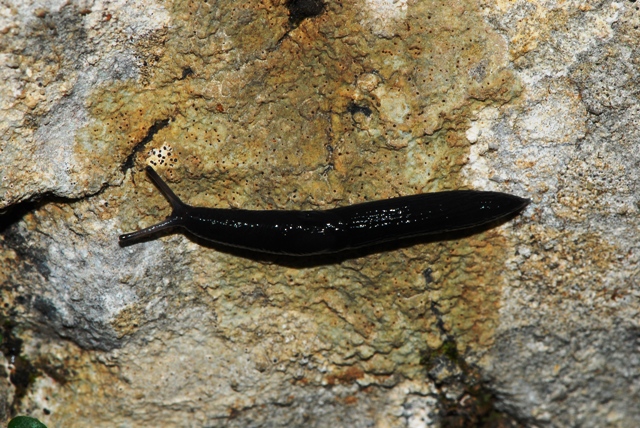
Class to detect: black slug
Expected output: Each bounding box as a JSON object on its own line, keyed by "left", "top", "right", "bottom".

{"left": 119, "top": 167, "right": 529, "bottom": 256}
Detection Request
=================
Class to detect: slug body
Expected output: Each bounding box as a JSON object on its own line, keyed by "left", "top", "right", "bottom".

{"left": 119, "top": 167, "right": 529, "bottom": 256}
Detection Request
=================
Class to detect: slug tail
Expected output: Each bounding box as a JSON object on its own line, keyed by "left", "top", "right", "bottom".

{"left": 118, "top": 167, "right": 188, "bottom": 246}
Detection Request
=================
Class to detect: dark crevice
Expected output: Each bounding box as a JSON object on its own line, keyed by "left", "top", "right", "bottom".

{"left": 0, "top": 191, "right": 70, "bottom": 238}
{"left": 419, "top": 305, "right": 525, "bottom": 427}
{"left": 0, "top": 200, "right": 39, "bottom": 235}
{"left": 180, "top": 66, "right": 194, "bottom": 80}
{"left": 0, "top": 180, "right": 112, "bottom": 237}
{"left": 0, "top": 319, "right": 40, "bottom": 419}
{"left": 275, "top": 0, "right": 325, "bottom": 45}
{"left": 120, "top": 118, "right": 171, "bottom": 173}
{"left": 286, "top": 0, "right": 325, "bottom": 26}
{"left": 0, "top": 317, "right": 72, "bottom": 418}
{"left": 347, "top": 102, "right": 373, "bottom": 117}
{"left": 2, "top": 226, "right": 51, "bottom": 280}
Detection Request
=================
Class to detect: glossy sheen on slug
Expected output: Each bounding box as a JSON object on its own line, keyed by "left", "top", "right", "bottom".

{"left": 119, "top": 167, "right": 529, "bottom": 255}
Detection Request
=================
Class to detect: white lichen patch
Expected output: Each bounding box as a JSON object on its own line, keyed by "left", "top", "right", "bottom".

{"left": 26, "top": 374, "right": 60, "bottom": 417}
{"left": 362, "top": 0, "right": 409, "bottom": 37}
{"left": 514, "top": 86, "right": 587, "bottom": 146}
{"left": 84, "top": 0, "right": 171, "bottom": 37}
{"left": 372, "top": 86, "right": 409, "bottom": 124}
{"left": 364, "top": 0, "right": 408, "bottom": 21}
{"left": 462, "top": 107, "right": 501, "bottom": 190}
{"left": 147, "top": 143, "right": 178, "bottom": 168}
{"left": 356, "top": 73, "right": 381, "bottom": 93}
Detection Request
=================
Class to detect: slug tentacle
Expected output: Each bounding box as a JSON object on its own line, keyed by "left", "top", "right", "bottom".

{"left": 119, "top": 218, "right": 182, "bottom": 244}
{"left": 118, "top": 167, "right": 188, "bottom": 245}
{"left": 144, "top": 166, "right": 187, "bottom": 215}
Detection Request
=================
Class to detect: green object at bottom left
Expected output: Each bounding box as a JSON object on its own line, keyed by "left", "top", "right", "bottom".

{"left": 7, "top": 416, "right": 47, "bottom": 428}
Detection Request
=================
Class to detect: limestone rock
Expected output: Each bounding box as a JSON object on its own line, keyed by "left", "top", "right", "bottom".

{"left": 1, "top": 0, "right": 638, "bottom": 426}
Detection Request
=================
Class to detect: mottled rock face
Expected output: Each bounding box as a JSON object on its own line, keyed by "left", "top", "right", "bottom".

{"left": 1, "top": 0, "right": 639, "bottom": 426}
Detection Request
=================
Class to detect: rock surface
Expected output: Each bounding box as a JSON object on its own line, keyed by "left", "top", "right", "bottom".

{"left": 1, "top": 0, "right": 638, "bottom": 426}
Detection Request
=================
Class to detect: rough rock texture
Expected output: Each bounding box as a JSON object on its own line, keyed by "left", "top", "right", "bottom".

{"left": 0, "top": 0, "right": 638, "bottom": 426}
{"left": 470, "top": 1, "right": 640, "bottom": 426}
